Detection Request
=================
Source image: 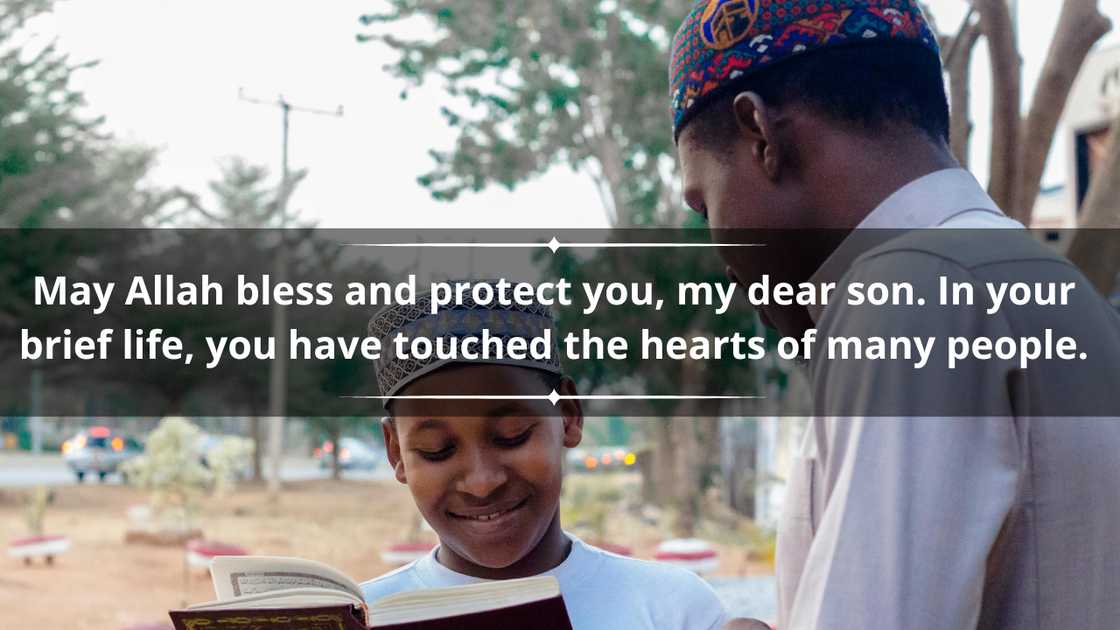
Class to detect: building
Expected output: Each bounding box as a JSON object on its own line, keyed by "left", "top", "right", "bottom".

{"left": 1032, "top": 44, "right": 1120, "bottom": 231}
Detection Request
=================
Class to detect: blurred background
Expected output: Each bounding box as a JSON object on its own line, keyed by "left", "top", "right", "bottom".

{"left": 5, "top": 0, "right": 1120, "bottom": 628}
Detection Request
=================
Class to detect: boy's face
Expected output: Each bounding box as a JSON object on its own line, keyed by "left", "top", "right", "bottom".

{"left": 383, "top": 364, "right": 583, "bottom": 572}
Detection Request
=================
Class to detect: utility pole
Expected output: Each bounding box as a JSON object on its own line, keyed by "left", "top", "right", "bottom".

{"left": 239, "top": 89, "right": 342, "bottom": 500}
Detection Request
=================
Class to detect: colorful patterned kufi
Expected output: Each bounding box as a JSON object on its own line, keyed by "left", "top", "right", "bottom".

{"left": 368, "top": 282, "right": 563, "bottom": 400}
{"left": 670, "top": 0, "right": 940, "bottom": 139}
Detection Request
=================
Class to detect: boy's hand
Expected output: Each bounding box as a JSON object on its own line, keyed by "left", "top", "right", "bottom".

{"left": 724, "top": 619, "right": 771, "bottom": 630}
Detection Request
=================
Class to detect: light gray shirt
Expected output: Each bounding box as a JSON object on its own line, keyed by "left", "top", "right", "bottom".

{"left": 777, "top": 169, "right": 1120, "bottom": 629}
{"left": 361, "top": 534, "right": 728, "bottom": 630}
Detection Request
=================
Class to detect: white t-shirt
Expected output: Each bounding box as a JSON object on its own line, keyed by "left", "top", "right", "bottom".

{"left": 360, "top": 535, "right": 728, "bottom": 630}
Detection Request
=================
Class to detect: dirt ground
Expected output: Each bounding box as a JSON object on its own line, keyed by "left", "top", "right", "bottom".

{"left": 0, "top": 477, "right": 767, "bottom": 630}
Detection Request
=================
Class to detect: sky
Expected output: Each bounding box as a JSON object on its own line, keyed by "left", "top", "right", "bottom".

{"left": 29, "top": 0, "right": 1120, "bottom": 229}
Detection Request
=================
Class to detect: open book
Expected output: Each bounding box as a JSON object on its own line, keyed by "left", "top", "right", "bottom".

{"left": 169, "top": 555, "right": 573, "bottom": 629}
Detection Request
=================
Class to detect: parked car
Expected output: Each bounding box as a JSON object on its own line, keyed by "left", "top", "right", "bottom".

{"left": 315, "top": 437, "right": 382, "bottom": 471}
{"left": 61, "top": 426, "right": 143, "bottom": 483}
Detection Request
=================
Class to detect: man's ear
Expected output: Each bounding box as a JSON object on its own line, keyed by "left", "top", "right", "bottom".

{"left": 733, "top": 91, "right": 782, "bottom": 181}
{"left": 381, "top": 417, "right": 408, "bottom": 485}
{"left": 557, "top": 377, "right": 584, "bottom": 448}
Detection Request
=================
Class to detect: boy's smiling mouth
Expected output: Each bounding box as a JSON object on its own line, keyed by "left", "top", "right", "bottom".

{"left": 448, "top": 497, "right": 530, "bottom": 523}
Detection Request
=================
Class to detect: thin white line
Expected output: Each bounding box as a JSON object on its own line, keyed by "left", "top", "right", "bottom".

{"left": 341, "top": 395, "right": 765, "bottom": 401}
{"left": 344, "top": 243, "right": 764, "bottom": 249}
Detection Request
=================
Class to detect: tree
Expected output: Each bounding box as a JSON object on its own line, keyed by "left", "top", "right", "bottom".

{"left": 0, "top": 0, "right": 190, "bottom": 386}
{"left": 186, "top": 157, "right": 308, "bottom": 229}
{"left": 358, "top": 0, "right": 693, "bottom": 228}
{"left": 0, "top": 0, "right": 188, "bottom": 228}
{"left": 184, "top": 158, "right": 308, "bottom": 481}
{"left": 360, "top": 0, "right": 754, "bottom": 535}
{"left": 543, "top": 237, "right": 761, "bottom": 532}
{"left": 1066, "top": 114, "right": 1120, "bottom": 293}
{"left": 923, "top": 1, "right": 1120, "bottom": 295}
{"left": 965, "top": 1, "right": 1111, "bottom": 224}
{"left": 0, "top": 0, "right": 99, "bottom": 226}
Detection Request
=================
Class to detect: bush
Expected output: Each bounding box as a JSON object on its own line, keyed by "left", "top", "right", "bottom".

{"left": 123, "top": 417, "right": 211, "bottom": 532}
{"left": 206, "top": 436, "right": 254, "bottom": 497}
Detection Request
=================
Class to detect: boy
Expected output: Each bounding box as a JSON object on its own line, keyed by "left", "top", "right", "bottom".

{"left": 361, "top": 286, "right": 729, "bottom": 629}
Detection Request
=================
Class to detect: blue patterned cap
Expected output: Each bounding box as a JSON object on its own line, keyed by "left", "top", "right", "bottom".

{"left": 368, "top": 281, "right": 563, "bottom": 399}
{"left": 670, "top": 0, "right": 940, "bottom": 139}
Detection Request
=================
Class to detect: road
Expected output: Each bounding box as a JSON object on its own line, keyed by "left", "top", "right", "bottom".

{"left": 0, "top": 452, "right": 391, "bottom": 487}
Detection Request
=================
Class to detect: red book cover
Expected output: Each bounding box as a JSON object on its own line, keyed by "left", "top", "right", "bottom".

{"left": 169, "top": 595, "right": 573, "bottom": 629}
{"left": 169, "top": 604, "right": 368, "bottom": 630}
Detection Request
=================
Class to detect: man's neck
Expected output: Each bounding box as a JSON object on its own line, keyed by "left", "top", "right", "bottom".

{"left": 762, "top": 127, "right": 959, "bottom": 339}
{"left": 800, "top": 129, "right": 959, "bottom": 229}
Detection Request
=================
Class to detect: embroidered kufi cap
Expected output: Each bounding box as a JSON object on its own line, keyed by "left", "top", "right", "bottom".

{"left": 368, "top": 281, "right": 563, "bottom": 401}
{"left": 669, "top": 0, "right": 940, "bottom": 140}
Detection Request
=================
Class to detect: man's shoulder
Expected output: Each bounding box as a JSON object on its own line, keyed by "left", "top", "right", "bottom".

{"left": 359, "top": 561, "right": 426, "bottom": 604}
{"left": 854, "top": 224, "right": 1068, "bottom": 274}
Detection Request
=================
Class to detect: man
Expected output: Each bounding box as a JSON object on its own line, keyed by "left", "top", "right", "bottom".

{"left": 670, "top": 1, "right": 1120, "bottom": 629}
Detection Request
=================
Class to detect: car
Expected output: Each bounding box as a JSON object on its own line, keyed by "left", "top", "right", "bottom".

{"left": 315, "top": 437, "right": 382, "bottom": 471}
{"left": 61, "top": 426, "right": 143, "bottom": 483}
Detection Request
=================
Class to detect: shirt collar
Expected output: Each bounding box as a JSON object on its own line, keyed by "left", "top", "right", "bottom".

{"left": 413, "top": 533, "right": 594, "bottom": 588}
{"left": 806, "top": 168, "right": 1004, "bottom": 324}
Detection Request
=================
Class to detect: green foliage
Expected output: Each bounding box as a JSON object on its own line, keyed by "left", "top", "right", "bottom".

{"left": 187, "top": 157, "right": 309, "bottom": 229}
{"left": 0, "top": 0, "right": 185, "bottom": 227}
{"left": 359, "top": 0, "right": 696, "bottom": 226}
{"left": 362, "top": 0, "right": 761, "bottom": 407}
{"left": 544, "top": 233, "right": 761, "bottom": 413}
{"left": 0, "top": 0, "right": 97, "bottom": 225}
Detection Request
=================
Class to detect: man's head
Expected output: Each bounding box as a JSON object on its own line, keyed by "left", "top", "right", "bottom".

{"left": 676, "top": 41, "right": 950, "bottom": 230}
{"left": 669, "top": 1, "right": 952, "bottom": 334}
{"left": 382, "top": 364, "right": 582, "bottom": 573}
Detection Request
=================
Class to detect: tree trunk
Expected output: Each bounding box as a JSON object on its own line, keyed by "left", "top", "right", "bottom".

{"left": 1067, "top": 115, "right": 1120, "bottom": 294}
{"left": 973, "top": 0, "right": 1022, "bottom": 213}
{"left": 267, "top": 418, "right": 285, "bottom": 500}
{"left": 648, "top": 419, "right": 675, "bottom": 507}
{"left": 668, "top": 357, "right": 711, "bottom": 537}
{"left": 1013, "top": 0, "right": 1111, "bottom": 224}
{"left": 668, "top": 418, "right": 704, "bottom": 537}
{"left": 329, "top": 423, "right": 343, "bottom": 481}
{"left": 250, "top": 417, "right": 263, "bottom": 482}
{"left": 945, "top": 17, "right": 982, "bottom": 168}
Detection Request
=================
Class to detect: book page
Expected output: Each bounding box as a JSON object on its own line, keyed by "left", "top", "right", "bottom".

{"left": 368, "top": 575, "right": 561, "bottom": 625}
{"left": 187, "top": 587, "right": 362, "bottom": 611}
{"left": 210, "top": 556, "right": 364, "bottom": 602}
